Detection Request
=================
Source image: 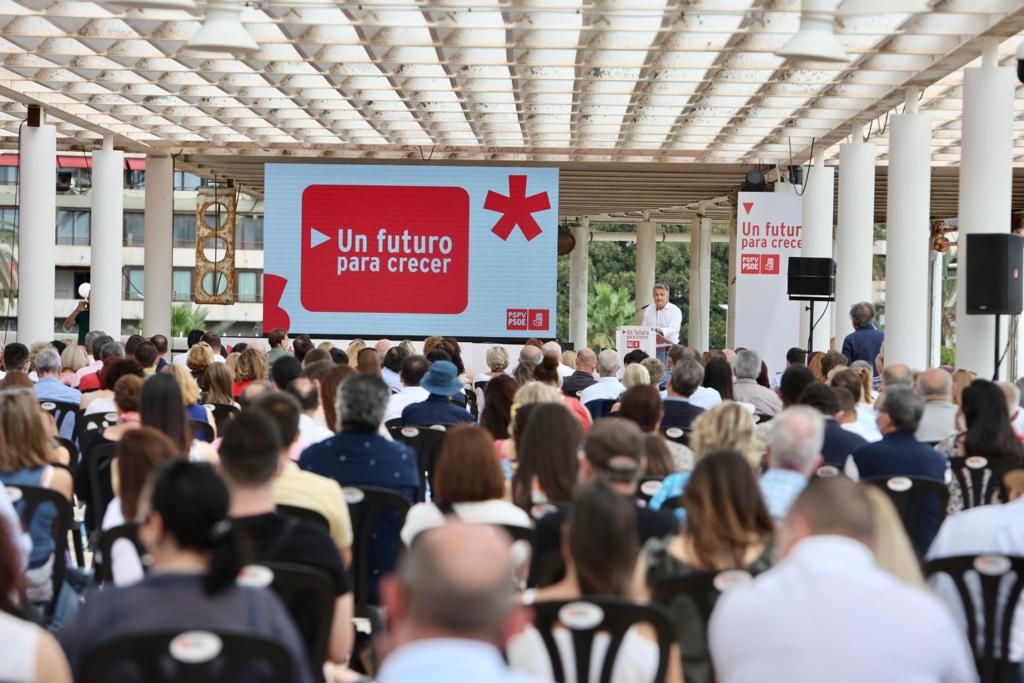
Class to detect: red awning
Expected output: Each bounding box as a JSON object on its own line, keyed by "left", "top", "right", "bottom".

{"left": 58, "top": 155, "right": 91, "bottom": 169}
{"left": 0, "top": 155, "right": 18, "bottom": 167}
{"left": 126, "top": 158, "right": 145, "bottom": 171}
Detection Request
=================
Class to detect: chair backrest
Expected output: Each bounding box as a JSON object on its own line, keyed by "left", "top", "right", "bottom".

{"left": 238, "top": 562, "right": 336, "bottom": 671}
{"left": 659, "top": 427, "right": 690, "bottom": 447}
{"left": 96, "top": 523, "right": 147, "bottom": 586}
{"left": 652, "top": 569, "right": 758, "bottom": 627}
{"left": 926, "top": 554, "right": 1024, "bottom": 682}
{"left": 39, "top": 400, "right": 79, "bottom": 439}
{"left": 864, "top": 475, "right": 949, "bottom": 557}
{"left": 55, "top": 437, "right": 80, "bottom": 473}
{"left": 276, "top": 504, "right": 330, "bottom": 531}
{"left": 949, "top": 456, "right": 1008, "bottom": 510}
{"left": 5, "top": 484, "right": 73, "bottom": 615}
{"left": 390, "top": 425, "right": 447, "bottom": 501}
{"left": 78, "top": 412, "right": 119, "bottom": 453}
{"left": 86, "top": 443, "right": 118, "bottom": 531}
{"left": 189, "top": 419, "right": 215, "bottom": 443}
{"left": 81, "top": 629, "right": 295, "bottom": 683}
{"left": 529, "top": 597, "right": 676, "bottom": 683}
{"left": 636, "top": 478, "right": 664, "bottom": 507}
{"left": 344, "top": 485, "right": 411, "bottom": 606}
{"left": 383, "top": 417, "right": 402, "bottom": 432}
{"left": 464, "top": 388, "right": 478, "bottom": 419}
{"left": 585, "top": 399, "right": 618, "bottom": 421}
{"left": 202, "top": 403, "right": 240, "bottom": 436}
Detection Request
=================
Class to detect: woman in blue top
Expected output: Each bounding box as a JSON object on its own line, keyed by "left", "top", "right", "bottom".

{"left": 648, "top": 402, "right": 762, "bottom": 519}
{"left": 60, "top": 460, "right": 312, "bottom": 683}
{"left": 0, "top": 387, "right": 74, "bottom": 604}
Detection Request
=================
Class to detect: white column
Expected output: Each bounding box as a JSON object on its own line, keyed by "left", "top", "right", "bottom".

{"left": 955, "top": 42, "right": 1015, "bottom": 378}
{"left": 569, "top": 218, "right": 589, "bottom": 349}
{"left": 929, "top": 246, "right": 944, "bottom": 368}
{"left": 143, "top": 154, "right": 173, "bottom": 339}
{"left": 17, "top": 116, "right": 56, "bottom": 345}
{"left": 885, "top": 88, "right": 932, "bottom": 370}
{"left": 688, "top": 214, "right": 711, "bottom": 351}
{"left": 800, "top": 146, "right": 835, "bottom": 352}
{"left": 835, "top": 127, "right": 875, "bottom": 349}
{"left": 635, "top": 220, "right": 656, "bottom": 317}
{"left": 90, "top": 137, "right": 123, "bottom": 337}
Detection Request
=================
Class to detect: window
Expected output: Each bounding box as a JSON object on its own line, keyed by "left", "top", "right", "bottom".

{"left": 125, "top": 170, "right": 145, "bottom": 190}
{"left": 56, "top": 210, "right": 90, "bottom": 246}
{"left": 174, "top": 171, "right": 203, "bottom": 191}
{"left": 0, "top": 167, "right": 18, "bottom": 185}
{"left": 200, "top": 272, "right": 229, "bottom": 298}
{"left": 237, "top": 215, "right": 263, "bottom": 250}
{"left": 0, "top": 207, "right": 17, "bottom": 230}
{"left": 173, "top": 269, "right": 192, "bottom": 301}
{"left": 123, "top": 212, "right": 145, "bottom": 246}
{"left": 124, "top": 267, "right": 144, "bottom": 300}
{"left": 236, "top": 270, "right": 262, "bottom": 303}
{"left": 173, "top": 214, "right": 195, "bottom": 248}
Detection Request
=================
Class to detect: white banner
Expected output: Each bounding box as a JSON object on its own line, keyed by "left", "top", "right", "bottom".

{"left": 734, "top": 191, "right": 803, "bottom": 376}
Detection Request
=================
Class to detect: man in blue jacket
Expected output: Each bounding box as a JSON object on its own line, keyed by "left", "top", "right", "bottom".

{"left": 841, "top": 302, "right": 885, "bottom": 375}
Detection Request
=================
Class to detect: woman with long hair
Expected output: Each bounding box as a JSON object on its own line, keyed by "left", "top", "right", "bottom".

{"left": 60, "top": 461, "right": 313, "bottom": 682}
{"left": 641, "top": 450, "right": 774, "bottom": 683}
{"left": 647, "top": 402, "right": 759, "bottom": 516}
{"left": 0, "top": 388, "right": 74, "bottom": 605}
{"left": 533, "top": 353, "right": 592, "bottom": 429}
{"left": 356, "top": 347, "right": 382, "bottom": 376}
{"left": 163, "top": 364, "right": 212, "bottom": 425}
{"left": 202, "top": 362, "right": 238, "bottom": 408}
{"left": 101, "top": 428, "right": 182, "bottom": 585}
{"left": 702, "top": 357, "right": 734, "bottom": 401}
{"left": 344, "top": 339, "right": 367, "bottom": 368}
{"left": 508, "top": 481, "right": 683, "bottom": 683}
{"left": 938, "top": 379, "right": 1024, "bottom": 513}
{"left": 400, "top": 425, "right": 530, "bottom": 545}
{"left": 617, "top": 384, "right": 690, "bottom": 472}
{"left": 0, "top": 507, "right": 72, "bottom": 682}
{"left": 830, "top": 368, "right": 881, "bottom": 442}
{"left": 142, "top": 374, "right": 216, "bottom": 462}
{"left": 232, "top": 348, "right": 269, "bottom": 398}
{"left": 320, "top": 365, "right": 355, "bottom": 433}
{"left": 480, "top": 375, "right": 519, "bottom": 441}
{"left": 511, "top": 402, "right": 582, "bottom": 513}
{"left": 951, "top": 368, "right": 977, "bottom": 407}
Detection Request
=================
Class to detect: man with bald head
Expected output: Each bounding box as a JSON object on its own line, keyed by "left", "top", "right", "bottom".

{"left": 561, "top": 347, "right": 598, "bottom": 397}
{"left": 378, "top": 523, "right": 537, "bottom": 683}
{"left": 880, "top": 363, "right": 912, "bottom": 391}
{"left": 915, "top": 368, "right": 957, "bottom": 444}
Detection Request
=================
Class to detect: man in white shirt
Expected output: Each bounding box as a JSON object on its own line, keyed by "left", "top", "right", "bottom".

{"left": 710, "top": 477, "right": 977, "bottom": 683}
{"left": 916, "top": 368, "right": 959, "bottom": 444}
{"left": 661, "top": 345, "right": 721, "bottom": 410}
{"left": 641, "top": 283, "right": 681, "bottom": 364}
{"left": 579, "top": 349, "right": 626, "bottom": 406}
{"left": 385, "top": 355, "right": 431, "bottom": 423}
{"left": 541, "top": 341, "right": 573, "bottom": 379}
{"left": 927, "top": 491, "right": 1024, "bottom": 664}
{"left": 285, "top": 377, "right": 335, "bottom": 449}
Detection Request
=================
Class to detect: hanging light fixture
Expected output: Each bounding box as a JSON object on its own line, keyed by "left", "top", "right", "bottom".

{"left": 776, "top": 0, "right": 848, "bottom": 64}
{"left": 836, "top": 0, "right": 930, "bottom": 16}
{"left": 186, "top": 0, "right": 259, "bottom": 55}
{"left": 108, "top": 0, "right": 197, "bottom": 9}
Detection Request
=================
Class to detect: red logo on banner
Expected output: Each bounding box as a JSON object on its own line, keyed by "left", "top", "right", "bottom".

{"left": 742, "top": 202, "right": 754, "bottom": 214}
{"left": 484, "top": 176, "right": 551, "bottom": 242}
{"left": 300, "top": 185, "right": 469, "bottom": 314}
{"left": 626, "top": 339, "right": 640, "bottom": 349}
{"left": 507, "top": 309, "right": 529, "bottom": 330}
{"left": 527, "top": 309, "right": 549, "bottom": 330}
{"left": 761, "top": 254, "right": 779, "bottom": 274}
{"left": 740, "top": 254, "right": 761, "bottom": 274}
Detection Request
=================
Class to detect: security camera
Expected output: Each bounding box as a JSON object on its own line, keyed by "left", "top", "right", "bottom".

{"left": 1017, "top": 39, "right": 1024, "bottom": 84}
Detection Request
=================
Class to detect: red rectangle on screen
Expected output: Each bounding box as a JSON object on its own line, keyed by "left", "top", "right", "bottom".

{"left": 527, "top": 309, "right": 549, "bottom": 330}
{"left": 507, "top": 309, "right": 528, "bottom": 331}
{"left": 740, "top": 254, "right": 761, "bottom": 274}
{"left": 761, "top": 254, "right": 780, "bottom": 275}
{"left": 301, "top": 185, "right": 470, "bottom": 314}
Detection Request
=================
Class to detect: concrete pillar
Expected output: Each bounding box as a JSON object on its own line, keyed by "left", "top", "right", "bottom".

{"left": 635, "top": 220, "right": 656, "bottom": 318}
{"left": 90, "top": 137, "right": 123, "bottom": 337}
{"left": 569, "top": 218, "right": 589, "bottom": 349}
{"left": 688, "top": 214, "right": 712, "bottom": 352}
{"left": 835, "top": 127, "right": 875, "bottom": 349}
{"left": 885, "top": 88, "right": 932, "bottom": 370}
{"left": 800, "top": 147, "right": 835, "bottom": 352}
{"left": 17, "top": 115, "right": 56, "bottom": 345}
{"left": 929, "top": 246, "right": 944, "bottom": 368}
{"left": 955, "top": 41, "right": 1015, "bottom": 378}
{"left": 143, "top": 154, "right": 173, "bottom": 339}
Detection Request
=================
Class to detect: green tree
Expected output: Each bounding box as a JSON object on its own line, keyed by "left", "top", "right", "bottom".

{"left": 587, "top": 282, "right": 634, "bottom": 349}
{"left": 171, "top": 303, "right": 209, "bottom": 338}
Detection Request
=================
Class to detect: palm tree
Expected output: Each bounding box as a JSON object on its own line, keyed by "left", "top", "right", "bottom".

{"left": 588, "top": 282, "right": 634, "bottom": 349}
{"left": 171, "top": 303, "right": 210, "bottom": 338}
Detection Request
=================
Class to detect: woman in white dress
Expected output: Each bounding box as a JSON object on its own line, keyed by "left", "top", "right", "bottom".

{"left": 507, "top": 481, "right": 683, "bottom": 683}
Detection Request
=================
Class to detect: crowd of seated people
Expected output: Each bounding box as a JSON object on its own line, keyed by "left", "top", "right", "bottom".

{"left": 3, "top": 328, "right": 1024, "bottom": 682}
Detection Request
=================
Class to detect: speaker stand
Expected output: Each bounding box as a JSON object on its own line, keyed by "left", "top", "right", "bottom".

{"left": 806, "top": 300, "right": 815, "bottom": 360}
{"left": 994, "top": 314, "right": 1001, "bottom": 381}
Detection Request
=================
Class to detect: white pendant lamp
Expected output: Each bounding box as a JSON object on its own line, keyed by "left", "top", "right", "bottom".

{"left": 186, "top": 0, "right": 259, "bottom": 55}
{"left": 108, "top": 0, "right": 197, "bottom": 9}
{"left": 837, "top": 0, "right": 930, "bottom": 15}
{"left": 776, "top": 0, "right": 849, "bottom": 64}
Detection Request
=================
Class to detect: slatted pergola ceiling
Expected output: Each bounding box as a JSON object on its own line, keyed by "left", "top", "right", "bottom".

{"left": 1, "top": 0, "right": 1024, "bottom": 212}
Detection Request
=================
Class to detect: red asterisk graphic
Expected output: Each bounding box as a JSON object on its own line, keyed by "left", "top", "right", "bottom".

{"left": 484, "top": 175, "right": 550, "bottom": 241}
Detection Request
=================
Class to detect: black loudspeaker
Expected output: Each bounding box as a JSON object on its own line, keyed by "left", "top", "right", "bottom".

{"left": 26, "top": 104, "right": 41, "bottom": 128}
{"left": 966, "top": 233, "right": 1023, "bottom": 315}
{"left": 787, "top": 257, "right": 835, "bottom": 300}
